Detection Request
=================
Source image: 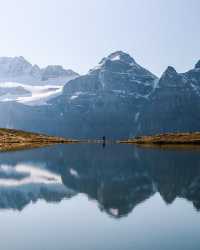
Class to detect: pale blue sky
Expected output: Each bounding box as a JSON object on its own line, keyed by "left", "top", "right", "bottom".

{"left": 0, "top": 0, "right": 199, "bottom": 76}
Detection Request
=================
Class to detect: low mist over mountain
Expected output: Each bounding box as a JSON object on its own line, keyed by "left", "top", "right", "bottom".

{"left": 0, "top": 51, "right": 200, "bottom": 139}
{"left": 0, "top": 56, "right": 79, "bottom": 85}
{"left": 0, "top": 82, "right": 63, "bottom": 106}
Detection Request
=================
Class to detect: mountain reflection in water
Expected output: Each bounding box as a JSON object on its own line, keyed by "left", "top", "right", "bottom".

{"left": 0, "top": 144, "right": 200, "bottom": 218}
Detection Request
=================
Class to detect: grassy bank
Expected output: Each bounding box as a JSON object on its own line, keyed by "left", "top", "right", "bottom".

{"left": 118, "top": 132, "right": 200, "bottom": 145}
{"left": 0, "top": 128, "right": 78, "bottom": 152}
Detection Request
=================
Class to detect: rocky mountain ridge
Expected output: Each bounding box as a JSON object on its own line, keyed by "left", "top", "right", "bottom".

{"left": 137, "top": 59, "right": 200, "bottom": 135}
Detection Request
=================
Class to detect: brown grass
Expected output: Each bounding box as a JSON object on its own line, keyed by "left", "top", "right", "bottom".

{"left": 0, "top": 128, "right": 78, "bottom": 152}
{"left": 118, "top": 132, "right": 200, "bottom": 146}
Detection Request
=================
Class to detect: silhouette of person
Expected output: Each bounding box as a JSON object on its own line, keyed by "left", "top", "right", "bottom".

{"left": 102, "top": 136, "right": 106, "bottom": 148}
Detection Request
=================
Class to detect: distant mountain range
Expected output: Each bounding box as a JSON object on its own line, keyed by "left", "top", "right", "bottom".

{"left": 0, "top": 56, "right": 79, "bottom": 85}
{"left": 0, "top": 51, "right": 200, "bottom": 138}
{"left": 0, "top": 56, "right": 79, "bottom": 105}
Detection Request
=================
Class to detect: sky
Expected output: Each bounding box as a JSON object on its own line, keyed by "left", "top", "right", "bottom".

{"left": 0, "top": 0, "right": 199, "bottom": 76}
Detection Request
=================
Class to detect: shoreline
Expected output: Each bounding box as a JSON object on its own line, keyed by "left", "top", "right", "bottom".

{"left": 0, "top": 128, "right": 80, "bottom": 152}
{"left": 2, "top": 129, "right": 200, "bottom": 152}
{"left": 118, "top": 132, "right": 200, "bottom": 146}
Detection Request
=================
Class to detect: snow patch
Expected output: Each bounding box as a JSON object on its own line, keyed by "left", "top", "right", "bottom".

{"left": 70, "top": 91, "right": 84, "bottom": 100}
{"left": 191, "top": 83, "right": 200, "bottom": 96}
{"left": 110, "top": 55, "right": 121, "bottom": 61}
{"left": 134, "top": 112, "right": 140, "bottom": 122}
{"left": 69, "top": 168, "right": 79, "bottom": 178}
{"left": 113, "top": 90, "right": 126, "bottom": 94}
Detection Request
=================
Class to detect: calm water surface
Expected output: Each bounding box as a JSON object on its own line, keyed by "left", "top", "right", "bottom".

{"left": 0, "top": 144, "right": 200, "bottom": 250}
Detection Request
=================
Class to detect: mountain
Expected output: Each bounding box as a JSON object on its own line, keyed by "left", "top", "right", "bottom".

{"left": 65, "top": 50, "right": 157, "bottom": 95}
{"left": 0, "top": 56, "right": 79, "bottom": 105}
{"left": 0, "top": 56, "right": 79, "bottom": 85}
{"left": 46, "top": 51, "right": 158, "bottom": 138}
{"left": 0, "top": 51, "right": 158, "bottom": 138}
{"left": 0, "top": 51, "right": 200, "bottom": 139}
{"left": 136, "top": 61, "right": 200, "bottom": 135}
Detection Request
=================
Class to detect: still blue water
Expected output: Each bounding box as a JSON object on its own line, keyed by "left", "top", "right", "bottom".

{"left": 0, "top": 144, "right": 200, "bottom": 250}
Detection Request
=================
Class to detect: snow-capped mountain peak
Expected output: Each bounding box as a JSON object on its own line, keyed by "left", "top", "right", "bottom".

{"left": 65, "top": 50, "right": 157, "bottom": 98}
{"left": 0, "top": 56, "right": 79, "bottom": 85}
{"left": 89, "top": 51, "right": 156, "bottom": 84}
{"left": 0, "top": 56, "right": 34, "bottom": 76}
{"left": 100, "top": 51, "right": 136, "bottom": 65}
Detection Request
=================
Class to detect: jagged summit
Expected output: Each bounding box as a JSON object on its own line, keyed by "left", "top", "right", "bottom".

{"left": 64, "top": 50, "right": 157, "bottom": 98}
{"left": 157, "top": 66, "right": 185, "bottom": 90}
{"left": 0, "top": 56, "right": 29, "bottom": 63}
{"left": 195, "top": 60, "right": 200, "bottom": 69}
{"left": 0, "top": 56, "right": 32, "bottom": 70}
{"left": 41, "top": 65, "right": 77, "bottom": 81}
{"left": 89, "top": 51, "right": 157, "bottom": 83}
{"left": 161, "top": 66, "right": 178, "bottom": 78}
{"left": 100, "top": 51, "right": 136, "bottom": 65}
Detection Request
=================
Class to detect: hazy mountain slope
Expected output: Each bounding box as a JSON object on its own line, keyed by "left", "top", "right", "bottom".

{"left": 0, "top": 56, "right": 79, "bottom": 85}
{"left": 136, "top": 61, "right": 200, "bottom": 135}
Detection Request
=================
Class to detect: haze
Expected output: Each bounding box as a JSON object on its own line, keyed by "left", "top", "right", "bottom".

{"left": 0, "top": 0, "right": 199, "bottom": 76}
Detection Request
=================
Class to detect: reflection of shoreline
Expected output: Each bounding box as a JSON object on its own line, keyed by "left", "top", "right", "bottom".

{"left": 0, "top": 164, "right": 75, "bottom": 211}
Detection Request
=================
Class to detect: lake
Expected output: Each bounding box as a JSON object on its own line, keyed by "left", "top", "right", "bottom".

{"left": 0, "top": 143, "right": 200, "bottom": 250}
